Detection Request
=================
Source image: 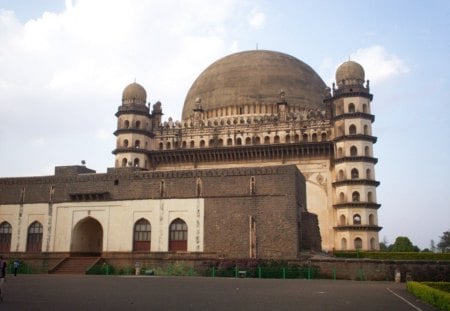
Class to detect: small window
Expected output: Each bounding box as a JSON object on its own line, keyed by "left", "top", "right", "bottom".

{"left": 245, "top": 137, "right": 252, "bottom": 145}
{"left": 134, "top": 158, "right": 140, "bottom": 167}
{"left": 364, "top": 146, "right": 370, "bottom": 156}
{"left": 196, "top": 178, "right": 202, "bottom": 197}
{"left": 135, "top": 140, "right": 140, "bottom": 148}
{"left": 285, "top": 135, "right": 291, "bottom": 143}
{"left": 311, "top": 133, "right": 317, "bottom": 142}
{"left": 339, "top": 192, "right": 345, "bottom": 203}
{"left": 264, "top": 136, "right": 270, "bottom": 144}
{"left": 121, "top": 158, "right": 127, "bottom": 167}
{"left": 169, "top": 219, "right": 188, "bottom": 251}
{"left": 123, "top": 139, "right": 129, "bottom": 148}
{"left": 236, "top": 138, "right": 242, "bottom": 145}
{"left": 26, "top": 221, "right": 43, "bottom": 253}
{"left": 338, "top": 170, "right": 344, "bottom": 180}
{"left": 254, "top": 136, "right": 261, "bottom": 144}
{"left": 274, "top": 135, "right": 280, "bottom": 143}
{"left": 135, "top": 120, "right": 141, "bottom": 129}
{"left": 303, "top": 133, "right": 308, "bottom": 141}
{"left": 337, "top": 147, "right": 343, "bottom": 158}
{"left": 339, "top": 215, "right": 346, "bottom": 225}
{"left": 364, "top": 125, "right": 369, "bottom": 135}
{"left": 348, "top": 103, "right": 356, "bottom": 113}
{"left": 349, "top": 124, "right": 357, "bottom": 135}
{"left": 367, "top": 191, "right": 373, "bottom": 202}
{"left": 200, "top": 140, "right": 205, "bottom": 147}
{"left": 133, "top": 219, "right": 151, "bottom": 252}
{"left": 227, "top": 138, "right": 232, "bottom": 146}
{"left": 369, "top": 214, "right": 375, "bottom": 225}
{"left": 351, "top": 168, "right": 359, "bottom": 179}
{"left": 294, "top": 134, "right": 300, "bottom": 143}
{"left": 350, "top": 146, "right": 358, "bottom": 156}
{"left": 354, "top": 237, "right": 363, "bottom": 250}
{"left": 353, "top": 214, "right": 361, "bottom": 225}
{"left": 341, "top": 238, "right": 347, "bottom": 250}
{"left": 321, "top": 132, "right": 327, "bottom": 141}
{"left": 159, "top": 142, "right": 163, "bottom": 150}
{"left": 352, "top": 191, "right": 360, "bottom": 202}
{"left": 0, "top": 222, "right": 12, "bottom": 253}
{"left": 166, "top": 142, "right": 171, "bottom": 149}
{"left": 366, "top": 169, "right": 371, "bottom": 179}
{"left": 124, "top": 120, "right": 130, "bottom": 128}
{"left": 190, "top": 141, "right": 195, "bottom": 148}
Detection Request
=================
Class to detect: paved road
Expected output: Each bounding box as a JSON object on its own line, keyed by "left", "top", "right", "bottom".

{"left": 0, "top": 275, "right": 437, "bottom": 310}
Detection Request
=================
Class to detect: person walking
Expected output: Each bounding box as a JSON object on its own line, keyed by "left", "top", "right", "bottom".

{"left": 0, "top": 256, "right": 6, "bottom": 302}
{"left": 13, "top": 260, "right": 19, "bottom": 276}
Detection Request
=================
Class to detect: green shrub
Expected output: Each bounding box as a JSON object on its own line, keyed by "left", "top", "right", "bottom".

{"left": 334, "top": 251, "right": 450, "bottom": 260}
{"left": 407, "top": 281, "right": 450, "bottom": 311}
{"left": 423, "top": 282, "right": 450, "bottom": 293}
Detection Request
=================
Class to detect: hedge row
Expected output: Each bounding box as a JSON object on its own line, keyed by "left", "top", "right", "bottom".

{"left": 423, "top": 282, "right": 450, "bottom": 293}
{"left": 334, "top": 251, "right": 450, "bottom": 260}
{"left": 407, "top": 281, "right": 450, "bottom": 310}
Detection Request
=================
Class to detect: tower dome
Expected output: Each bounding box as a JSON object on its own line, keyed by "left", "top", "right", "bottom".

{"left": 335, "top": 61, "right": 365, "bottom": 87}
{"left": 182, "top": 50, "right": 327, "bottom": 121}
{"left": 122, "top": 82, "right": 147, "bottom": 105}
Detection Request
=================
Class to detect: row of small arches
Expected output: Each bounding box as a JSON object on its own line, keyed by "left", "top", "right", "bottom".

{"left": 337, "top": 168, "right": 372, "bottom": 180}
{"left": 341, "top": 237, "right": 377, "bottom": 250}
{"left": 339, "top": 214, "right": 376, "bottom": 226}
{"left": 337, "top": 124, "right": 371, "bottom": 136}
{"left": 0, "top": 218, "right": 190, "bottom": 253}
{"left": 338, "top": 191, "right": 374, "bottom": 203}
{"left": 158, "top": 132, "right": 329, "bottom": 150}
{"left": 336, "top": 102, "right": 369, "bottom": 115}
{"left": 337, "top": 145, "right": 371, "bottom": 158}
{"left": 119, "top": 139, "right": 149, "bottom": 149}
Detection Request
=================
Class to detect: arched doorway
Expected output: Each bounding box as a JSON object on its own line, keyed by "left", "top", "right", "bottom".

{"left": 71, "top": 217, "right": 103, "bottom": 254}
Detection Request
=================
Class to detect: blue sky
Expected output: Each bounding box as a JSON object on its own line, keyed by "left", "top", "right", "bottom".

{"left": 0, "top": 0, "right": 449, "bottom": 249}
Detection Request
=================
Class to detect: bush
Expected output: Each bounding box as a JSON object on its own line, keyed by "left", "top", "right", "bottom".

{"left": 407, "top": 281, "right": 450, "bottom": 311}
{"left": 334, "top": 251, "right": 450, "bottom": 261}
{"left": 423, "top": 282, "right": 450, "bottom": 293}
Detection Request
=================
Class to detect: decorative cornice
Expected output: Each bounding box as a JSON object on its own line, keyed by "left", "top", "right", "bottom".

{"left": 334, "top": 225, "right": 382, "bottom": 232}
{"left": 332, "top": 179, "right": 380, "bottom": 187}
{"left": 333, "top": 134, "right": 377, "bottom": 144}
{"left": 333, "top": 156, "right": 378, "bottom": 165}
{"left": 112, "top": 147, "right": 149, "bottom": 155}
{"left": 333, "top": 112, "right": 375, "bottom": 122}
{"left": 333, "top": 202, "right": 381, "bottom": 209}
{"left": 113, "top": 128, "right": 155, "bottom": 138}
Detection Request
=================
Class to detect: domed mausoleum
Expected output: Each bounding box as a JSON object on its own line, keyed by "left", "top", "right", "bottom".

{"left": 0, "top": 50, "right": 381, "bottom": 269}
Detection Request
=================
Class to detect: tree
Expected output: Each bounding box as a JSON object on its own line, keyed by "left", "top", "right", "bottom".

{"left": 390, "top": 236, "right": 418, "bottom": 252}
{"left": 437, "top": 230, "right": 450, "bottom": 253}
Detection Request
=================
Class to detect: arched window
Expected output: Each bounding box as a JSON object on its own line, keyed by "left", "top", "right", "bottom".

{"left": 364, "top": 125, "right": 369, "bottom": 135}
{"left": 218, "top": 139, "right": 224, "bottom": 146}
{"left": 349, "top": 124, "right": 357, "bottom": 135}
{"left": 121, "top": 158, "right": 127, "bottom": 167}
{"left": 245, "top": 137, "right": 252, "bottom": 145}
{"left": 341, "top": 238, "right": 347, "bottom": 250}
{"left": 353, "top": 214, "right": 361, "bottom": 225}
{"left": 190, "top": 140, "right": 195, "bottom": 148}
{"left": 311, "top": 133, "right": 317, "bottom": 142}
{"left": 209, "top": 139, "right": 214, "bottom": 147}
{"left": 303, "top": 133, "right": 308, "bottom": 141}
{"left": 294, "top": 134, "right": 300, "bottom": 143}
{"left": 134, "top": 158, "right": 140, "bottom": 167}
{"left": 0, "top": 222, "right": 12, "bottom": 253}
{"left": 264, "top": 136, "right": 270, "bottom": 144}
{"left": 274, "top": 135, "right": 280, "bottom": 144}
{"left": 337, "top": 147, "right": 343, "bottom": 158}
{"left": 362, "top": 103, "right": 368, "bottom": 113}
{"left": 350, "top": 146, "right": 358, "bottom": 156}
{"left": 321, "top": 132, "right": 327, "bottom": 141}
{"left": 123, "top": 139, "right": 129, "bottom": 148}
{"left": 135, "top": 120, "right": 141, "bottom": 129}
{"left": 338, "top": 126, "right": 344, "bottom": 136}
{"left": 351, "top": 168, "right": 359, "bottom": 179}
{"left": 366, "top": 169, "right": 372, "bottom": 179}
{"left": 370, "top": 237, "right": 376, "bottom": 250}
{"left": 354, "top": 237, "right": 363, "bottom": 250}
{"left": 182, "top": 141, "right": 187, "bottom": 148}
{"left": 227, "top": 138, "right": 233, "bottom": 146}
{"left": 124, "top": 120, "right": 130, "bottom": 128}
{"left": 285, "top": 135, "right": 291, "bottom": 143}
{"left": 338, "top": 170, "right": 344, "bottom": 180}
{"left": 348, "top": 103, "right": 355, "bottom": 113}
{"left": 254, "top": 136, "right": 261, "bottom": 144}
{"left": 369, "top": 214, "right": 375, "bottom": 225}
{"left": 26, "top": 221, "right": 43, "bottom": 253}
{"left": 135, "top": 140, "right": 140, "bottom": 148}
{"left": 200, "top": 140, "right": 205, "bottom": 147}
{"left": 159, "top": 142, "right": 163, "bottom": 150}
{"left": 367, "top": 191, "right": 373, "bottom": 202}
{"left": 339, "top": 192, "right": 345, "bottom": 203}
{"left": 364, "top": 146, "right": 370, "bottom": 156}
{"left": 169, "top": 219, "right": 187, "bottom": 251}
{"left": 133, "top": 219, "right": 151, "bottom": 252}
{"left": 236, "top": 138, "right": 242, "bottom": 145}
{"left": 174, "top": 141, "right": 179, "bottom": 149}
{"left": 339, "top": 215, "right": 346, "bottom": 226}
{"left": 166, "top": 142, "right": 171, "bottom": 149}
{"left": 352, "top": 191, "right": 360, "bottom": 202}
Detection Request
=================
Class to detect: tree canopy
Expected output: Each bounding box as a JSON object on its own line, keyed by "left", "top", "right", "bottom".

{"left": 437, "top": 230, "right": 450, "bottom": 253}
{"left": 390, "top": 236, "right": 419, "bottom": 252}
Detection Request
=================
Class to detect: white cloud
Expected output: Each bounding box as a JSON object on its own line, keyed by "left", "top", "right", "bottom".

{"left": 350, "top": 46, "right": 409, "bottom": 83}
{"left": 248, "top": 9, "right": 265, "bottom": 29}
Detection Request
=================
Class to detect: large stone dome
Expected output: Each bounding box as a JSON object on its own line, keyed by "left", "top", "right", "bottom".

{"left": 182, "top": 50, "right": 327, "bottom": 120}
{"left": 122, "top": 82, "right": 147, "bottom": 105}
{"left": 335, "top": 60, "right": 365, "bottom": 87}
